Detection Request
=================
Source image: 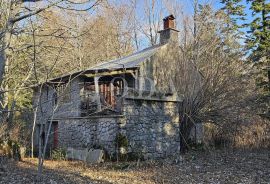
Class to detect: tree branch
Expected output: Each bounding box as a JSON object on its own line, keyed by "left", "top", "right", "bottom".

{"left": 10, "top": 0, "right": 64, "bottom": 24}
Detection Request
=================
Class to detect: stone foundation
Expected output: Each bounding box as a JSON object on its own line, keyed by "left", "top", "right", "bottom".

{"left": 57, "top": 117, "right": 120, "bottom": 154}
{"left": 121, "top": 99, "right": 180, "bottom": 158}
{"left": 39, "top": 98, "right": 180, "bottom": 159}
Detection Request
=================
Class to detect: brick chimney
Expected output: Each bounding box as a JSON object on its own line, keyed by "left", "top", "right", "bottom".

{"left": 158, "top": 15, "right": 179, "bottom": 44}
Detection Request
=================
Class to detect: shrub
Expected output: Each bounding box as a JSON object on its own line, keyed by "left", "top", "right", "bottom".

{"left": 115, "top": 133, "right": 128, "bottom": 161}
{"left": 127, "top": 151, "right": 144, "bottom": 161}
{"left": 0, "top": 139, "right": 23, "bottom": 160}
{"left": 0, "top": 140, "right": 11, "bottom": 156}
{"left": 115, "top": 133, "right": 128, "bottom": 149}
{"left": 51, "top": 148, "right": 66, "bottom": 161}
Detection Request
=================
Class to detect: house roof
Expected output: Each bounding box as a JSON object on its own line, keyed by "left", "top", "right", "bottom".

{"left": 90, "top": 44, "right": 165, "bottom": 71}
{"left": 47, "top": 44, "right": 166, "bottom": 83}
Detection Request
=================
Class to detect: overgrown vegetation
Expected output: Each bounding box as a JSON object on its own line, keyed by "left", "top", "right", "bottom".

{"left": 114, "top": 133, "right": 128, "bottom": 161}
{"left": 50, "top": 148, "right": 66, "bottom": 161}
{"left": 153, "top": 1, "right": 270, "bottom": 152}
{"left": 0, "top": 139, "right": 25, "bottom": 161}
{"left": 0, "top": 0, "right": 269, "bottom": 179}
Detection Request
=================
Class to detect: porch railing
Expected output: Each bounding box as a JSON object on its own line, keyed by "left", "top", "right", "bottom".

{"left": 80, "top": 92, "right": 122, "bottom": 116}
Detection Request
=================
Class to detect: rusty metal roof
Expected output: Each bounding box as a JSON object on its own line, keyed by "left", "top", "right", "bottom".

{"left": 90, "top": 44, "right": 165, "bottom": 71}
{"left": 35, "top": 44, "right": 166, "bottom": 85}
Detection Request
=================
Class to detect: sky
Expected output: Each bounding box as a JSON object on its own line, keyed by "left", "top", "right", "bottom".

{"left": 135, "top": 0, "right": 255, "bottom": 48}
{"left": 26, "top": 0, "right": 255, "bottom": 31}
{"left": 132, "top": 0, "right": 255, "bottom": 29}
{"left": 127, "top": 0, "right": 255, "bottom": 48}
{"left": 25, "top": 0, "right": 258, "bottom": 49}
{"left": 178, "top": 0, "right": 254, "bottom": 26}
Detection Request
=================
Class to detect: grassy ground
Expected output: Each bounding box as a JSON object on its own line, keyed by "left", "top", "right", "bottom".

{"left": 0, "top": 149, "right": 269, "bottom": 184}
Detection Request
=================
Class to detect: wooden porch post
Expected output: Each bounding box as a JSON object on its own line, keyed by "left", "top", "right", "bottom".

{"left": 138, "top": 71, "right": 144, "bottom": 97}
{"left": 94, "top": 76, "right": 101, "bottom": 111}
{"left": 110, "top": 82, "right": 115, "bottom": 108}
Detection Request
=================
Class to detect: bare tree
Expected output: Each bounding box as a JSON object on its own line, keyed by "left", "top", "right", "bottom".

{"left": 0, "top": 0, "right": 101, "bottom": 123}
{"left": 154, "top": 4, "right": 258, "bottom": 152}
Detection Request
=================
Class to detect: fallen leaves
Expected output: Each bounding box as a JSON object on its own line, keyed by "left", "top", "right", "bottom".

{"left": 0, "top": 149, "right": 269, "bottom": 184}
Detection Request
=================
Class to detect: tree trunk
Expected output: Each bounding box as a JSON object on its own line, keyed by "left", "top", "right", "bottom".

{"left": 37, "top": 122, "right": 44, "bottom": 177}
{"left": 0, "top": 19, "right": 13, "bottom": 124}
{"left": 179, "top": 115, "right": 195, "bottom": 153}
{"left": 0, "top": 28, "right": 8, "bottom": 88}
{"left": 31, "top": 106, "right": 38, "bottom": 158}
{"left": 7, "top": 100, "right": 16, "bottom": 125}
{"left": 0, "top": 32, "right": 8, "bottom": 123}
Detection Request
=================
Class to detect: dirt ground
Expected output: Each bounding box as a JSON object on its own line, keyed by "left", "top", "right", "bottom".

{"left": 0, "top": 149, "right": 269, "bottom": 184}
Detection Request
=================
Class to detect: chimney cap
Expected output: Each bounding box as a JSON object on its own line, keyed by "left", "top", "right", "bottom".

{"left": 163, "top": 14, "right": 175, "bottom": 21}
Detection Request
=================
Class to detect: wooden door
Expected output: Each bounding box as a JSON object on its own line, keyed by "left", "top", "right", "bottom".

{"left": 52, "top": 121, "right": 58, "bottom": 149}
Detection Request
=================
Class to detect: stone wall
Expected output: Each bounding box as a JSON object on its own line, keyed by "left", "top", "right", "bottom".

{"left": 51, "top": 117, "right": 120, "bottom": 154}
{"left": 38, "top": 97, "right": 181, "bottom": 159}
{"left": 121, "top": 98, "right": 180, "bottom": 158}
{"left": 33, "top": 77, "right": 83, "bottom": 125}
{"left": 42, "top": 99, "right": 180, "bottom": 158}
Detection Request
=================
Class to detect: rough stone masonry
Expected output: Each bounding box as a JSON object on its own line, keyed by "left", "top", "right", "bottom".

{"left": 51, "top": 97, "right": 180, "bottom": 159}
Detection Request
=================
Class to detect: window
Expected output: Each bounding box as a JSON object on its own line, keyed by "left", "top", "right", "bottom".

{"left": 54, "top": 82, "right": 71, "bottom": 104}
{"left": 52, "top": 92, "right": 58, "bottom": 105}
{"left": 46, "top": 87, "right": 49, "bottom": 100}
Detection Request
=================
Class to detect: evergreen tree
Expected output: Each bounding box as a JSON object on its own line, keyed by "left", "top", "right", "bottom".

{"left": 220, "top": 0, "right": 246, "bottom": 54}
{"left": 246, "top": 0, "right": 270, "bottom": 118}
{"left": 220, "top": 0, "right": 246, "bottom": 31}
{"left": 220, "top": 0, "right": 270, "bottom": 118}
{"left": 246, "top": 0, "right": 270, "bottom": 60}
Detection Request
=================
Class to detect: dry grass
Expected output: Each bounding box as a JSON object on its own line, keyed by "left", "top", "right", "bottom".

{"left": 0, "top": 149, "right": 269, "bottom": 184}
{"left": 203, "top": 118, "right": 270, "bottom": 149}
{"left": 0, "top": 124, "right": 7, "bottom": 140}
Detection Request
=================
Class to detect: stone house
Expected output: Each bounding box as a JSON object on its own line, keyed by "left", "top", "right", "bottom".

{"left": 33, "top": 15, "right": 201, "bottom": 159}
